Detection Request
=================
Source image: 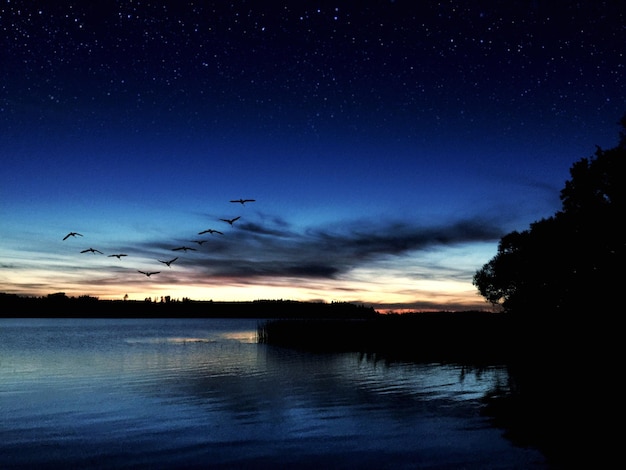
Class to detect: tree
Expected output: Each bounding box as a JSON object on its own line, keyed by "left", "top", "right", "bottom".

{"left": 473, "top": 115, "right": 626, "bottom": 315}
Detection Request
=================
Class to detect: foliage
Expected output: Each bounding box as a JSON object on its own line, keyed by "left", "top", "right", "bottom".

{"left": 473, "top": 115, "right": 626, "bottom": 315}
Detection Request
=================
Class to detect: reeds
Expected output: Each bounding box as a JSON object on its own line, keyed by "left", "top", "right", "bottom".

{"left": 258, "top": 312, "right": 517, "bottom": 363}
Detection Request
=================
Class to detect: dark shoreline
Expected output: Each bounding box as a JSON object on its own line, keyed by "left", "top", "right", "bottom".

{"left": 0, "top": 293, "right": 379, "bottom": 319}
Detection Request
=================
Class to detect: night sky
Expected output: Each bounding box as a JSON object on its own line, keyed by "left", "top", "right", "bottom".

{"left": 2, "top": 1, "right": 625, "bottom": 311}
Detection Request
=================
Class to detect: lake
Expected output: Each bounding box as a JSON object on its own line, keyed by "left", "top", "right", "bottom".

{"left": 0, "top": 318, "right": 549, "bottom": 469}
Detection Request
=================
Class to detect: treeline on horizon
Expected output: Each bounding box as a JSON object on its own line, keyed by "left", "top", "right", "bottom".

{"left": 0, "top": 292, "right": 382, "bottom": 319}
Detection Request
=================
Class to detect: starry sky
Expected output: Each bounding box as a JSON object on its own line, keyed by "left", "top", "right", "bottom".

{"left": 1, "top": 1, "right": 625, "bottom": 312}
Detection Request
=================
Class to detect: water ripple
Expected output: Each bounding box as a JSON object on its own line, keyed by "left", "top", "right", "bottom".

{"left": 0, "top": 318, "right": 547, "bottom": 469}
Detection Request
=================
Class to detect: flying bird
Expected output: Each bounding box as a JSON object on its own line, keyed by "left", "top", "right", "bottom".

{"left": 192, "top": 240, "right": 208, "bottom": 245}
{"left": 230, "top": 199, "right": 255, "bottom": 205}
{"left": 80, "top": 248, "right": 103, "bottom": 254}
{"left": 63, "top": 232, "right": 83, "bottom": 240}
{"left": 158, "top": 257, "right": 178, "bottom": 267}
{"left": 138, "top": 270, "right": 160, "bottom": 277}
{"left": 172, "top": 246, "right": 196, "bottom": 252}
{"left": 108, "top": 254, "right": 127, "bottom": 259}
{"left": 220, "top": 216, "right": 241, "bottom": 226}
{"left": 198, "top": 229, "right": 223, "bottom": 235}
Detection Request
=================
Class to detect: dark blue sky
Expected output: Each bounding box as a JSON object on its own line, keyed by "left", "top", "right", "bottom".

{"left": 2, "top": 1, "right": 624, "bottom": 310}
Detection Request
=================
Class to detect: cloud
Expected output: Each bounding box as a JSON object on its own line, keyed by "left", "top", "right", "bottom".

{"left": 159, "top": 215, "right": 505, "bottom": 281}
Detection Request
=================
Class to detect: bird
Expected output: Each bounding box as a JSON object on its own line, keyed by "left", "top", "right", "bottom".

{"left": 172, "top": 246, "right": 196, "bottom": 252}
{"left": 108, "top": 254, "right": 127, "bottom": 259}
{"left": 80, "top": 248, "right": 103, "bottom": 254}
{"left": 138, "top": 270, "right": 160, "bottom": 277}
{"left": 158, "top": 257, "right": 178, "bottom": 267}
{"left": 192, "top": 240, "right": 208, "bottom": 245}
{"left": 63, "top": 232, "right": 83, "bottom": 240}
{"left": 198, "top": 228, "right": 223, "bottom": 235}
{"left": 230, "top": 199, "right": 255, "bottom": 205}
{"left": 220, "top": 216, "right": 241, "bottom": 226}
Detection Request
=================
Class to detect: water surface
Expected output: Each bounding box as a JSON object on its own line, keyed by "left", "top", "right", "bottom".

{"left": 0, "top": 318, "right": 547, "bottom": 469}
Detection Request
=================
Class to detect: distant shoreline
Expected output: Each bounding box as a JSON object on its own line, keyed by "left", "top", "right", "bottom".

{"left": 0, "top": 293, "right": 380, "bottom": 319}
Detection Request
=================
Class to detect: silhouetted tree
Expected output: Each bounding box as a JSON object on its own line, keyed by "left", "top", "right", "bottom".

{"left": 473, "top": 115, "right": 626, "bottom": 316}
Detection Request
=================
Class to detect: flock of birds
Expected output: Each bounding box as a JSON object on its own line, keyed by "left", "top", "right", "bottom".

{"left": 62, "top": 199, "right": 256, "bottom": 278}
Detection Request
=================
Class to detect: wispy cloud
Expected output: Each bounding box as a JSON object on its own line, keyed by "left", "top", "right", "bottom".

{"left": 135, "top": 215, "right": 505, "bottom": 282}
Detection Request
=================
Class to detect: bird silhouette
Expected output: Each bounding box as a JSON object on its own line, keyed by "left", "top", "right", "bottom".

{"left": 63, "top": 232, "right": 83, "bottom": 240}
{"left": 138, "top": 270, "right": 160, "bottom": 277}
{"left": 220, "top": 216, "right": 241, "bottom": 226}
{"left": 192, "top": 240, "right": 208, "bottom": 245}
{"left": 80, "top": 248, "right": 103, "bottom": 254}
{"left": 108, "top": 254, "right": 127, "bottom": 259}
{"left": 198, "top": 228, "right": 223, "bottom": 235}
{"left": 172, "top": 246, "right": 196, "bottom": 252}
{"left": 158, "top": 257, "right": 178, "bottom": 267}
{"left": 230, "top": 199, "right": 255, "bottom": 205}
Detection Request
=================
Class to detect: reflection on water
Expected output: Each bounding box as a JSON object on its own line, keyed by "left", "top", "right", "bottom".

{"left": 0, "top": 318, "right": 548, "bottom": 469}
